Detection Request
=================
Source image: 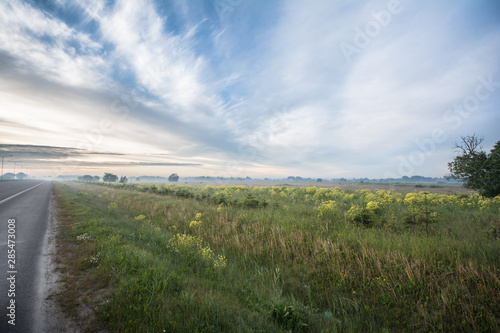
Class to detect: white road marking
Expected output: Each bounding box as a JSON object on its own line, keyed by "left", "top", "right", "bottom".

{"left": 0, "top": 182, "right": 44, "bottom": 206}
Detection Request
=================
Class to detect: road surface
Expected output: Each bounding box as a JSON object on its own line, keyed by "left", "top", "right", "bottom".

{"left": 0, "top": 180, "right": 53, "bottom": 332}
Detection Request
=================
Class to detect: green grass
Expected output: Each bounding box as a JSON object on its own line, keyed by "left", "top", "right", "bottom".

{"left": 53, "top": 182, "right": 500, "bottom": 332}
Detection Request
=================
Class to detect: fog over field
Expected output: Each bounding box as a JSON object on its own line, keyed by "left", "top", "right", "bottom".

{"left": 1, "top": 0, "right": 499, "bottom": 179}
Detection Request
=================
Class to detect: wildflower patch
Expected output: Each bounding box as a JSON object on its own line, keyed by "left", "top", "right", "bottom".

{"left": 167, "top": 234, "right": 227, "bottom": 270}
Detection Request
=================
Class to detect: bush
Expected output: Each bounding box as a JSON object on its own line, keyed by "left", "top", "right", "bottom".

{"left": 175, "top": 188, "right": 194, "bottom": 198}
{"left": 315, "top": 200, "right": 337, "bottom": 219}
{"left": 211, "top": 192, "right": 229, "bottom": 205}
{"left": 240, "top": 194, "right": 268, "bottom": 208}
{"left": 403, "top": 192, "right": 440, "bottom": 234}
{"left": 346, "top": 206, "right": 375, "bottom": 227}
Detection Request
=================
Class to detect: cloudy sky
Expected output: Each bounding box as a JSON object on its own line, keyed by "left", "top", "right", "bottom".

{"left": 0, "top": 0, "right": 499, "bottom": 179}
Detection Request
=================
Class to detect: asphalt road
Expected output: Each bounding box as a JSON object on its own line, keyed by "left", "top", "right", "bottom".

{"left": 0, "top": 180, "right": 53, "bottom": 332}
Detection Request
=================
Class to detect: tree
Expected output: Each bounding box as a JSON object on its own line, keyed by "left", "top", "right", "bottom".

{"left": 168, "top": 173, "right": 179, "bottom": 182}
{"left": 16, "top": 172, "right": 27, "bottom": 180}
{"left": 119, "top": 176, "right": 128, "bottom": 183}
{"left": 93, "top": 176, "right": 100, "bottom": 182}
{"left": 103, "top": 173, "right": 118, "bottom": 182}
{"left": 2, "top": 173, "right": 15, "bottom": 180}
{"left": 447, "top": 134, "right": 500, "bottom": 197}
{"left": 78, "top": 175, "right": 94, "bottom": 181}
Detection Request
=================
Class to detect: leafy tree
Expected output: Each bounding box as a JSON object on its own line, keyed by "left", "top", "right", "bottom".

{"left": 78, "top": 175, "right": 94, "bottom": 181}
{"left": 103, "top": 173, "right": 118, "bottom": 182}
{"left": 93, "top": 176, "right": 100, "bottom": 182}
{"left": 448, "top": 135, "right": 500, "bottom": 197}
{"left": 2, "top": 173, "right": 15, "bottom": 180}
{"left": 16, "top": 172, "right": 27, "bottom": 180}
{"left": 119, "top": 176, "right": 128, "bottom": 183}
{"left": 168, "top": 173, "right": 179, "bottom": 182}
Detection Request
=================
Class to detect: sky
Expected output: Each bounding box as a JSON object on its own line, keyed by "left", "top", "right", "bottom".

{"left": 0, "top": 0, "right": 499, "bottom": 179}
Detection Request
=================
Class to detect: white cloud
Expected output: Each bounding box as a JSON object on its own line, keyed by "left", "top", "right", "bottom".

{"left": 97, "top": 0, "right": 224, "bottom": 122}
{"left": 227, "top": 0, "right": 500, "bottom": 177}
{"left": 0, "top": 1, "right": 108, "bottom": 88}
{"left": 1, "top": 0, "right": 499, "bottom": 178}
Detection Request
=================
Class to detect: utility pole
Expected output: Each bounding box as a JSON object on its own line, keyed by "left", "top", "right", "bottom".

{"left": 1, "top": 155, "right": 13, "bottom": 181}
{"left": 12, "top": 161, "right": 22, "bottom": 180}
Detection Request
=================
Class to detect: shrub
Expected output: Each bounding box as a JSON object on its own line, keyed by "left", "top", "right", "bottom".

{"left": 315, "top": 200, "right": 337, "bottom": 219}
{"left": 212, "top": 192, "right": 229, "bottom": 205}
{"left": 346, "top": 206, "right": 375, "bottom": 227}
{"left": 403, "top": 192, "right": 440, "bottom": 234}
{"left": 240, "top": 194, "right": 268, "bottom": 208}
{"left": 175, "top": 188, "right": 194, "bottom": 198}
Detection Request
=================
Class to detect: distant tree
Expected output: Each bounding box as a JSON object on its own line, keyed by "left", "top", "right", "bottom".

{"left": 78, "top": 175, "right": 94, "bottom": 181}
{"left": 93, "top": 176, "right": 100, "bottom": 182}
{"left": 317, "top": 178, "right": 323, "bottom": 182}
{"left": 2, "top": 173, "right": 15, "bottom": 180}
{"left": 168, "top": 173, "right": 179, "bottom": 182}
{"left": 119, "top": 176, "right": 128, "bottom": 183}
{"left": 16, "top": 172, "right": 27, "bottom": 180}
{"left": 447, "top": 134, "right": 500, "bottom": 197}
{"left": 103, "top": 173, "right": 118, "bottom": 182}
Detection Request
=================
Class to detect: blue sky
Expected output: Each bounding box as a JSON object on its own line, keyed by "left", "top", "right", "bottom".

{"left": 0, "top": 0, "right": 499, "bottom": 178}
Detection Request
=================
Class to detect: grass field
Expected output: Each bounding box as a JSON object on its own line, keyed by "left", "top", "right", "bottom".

{"left": 53, "top": 181, "right": 500, "bottom": 332}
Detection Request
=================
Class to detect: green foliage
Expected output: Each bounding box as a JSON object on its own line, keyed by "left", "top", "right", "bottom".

{"left": 103, "top": 172, "right": 118, "bottom": 182}
{"left": 272, "top": 304, "right": 310, "bottom": 331}
{"left": 211, "top": 192, "right": 229, "bottom": 205}
{"left": 239, "top": 193, "right": 268, "bottom": 208}
{"left": 78, "top": 175, "right": 94, "bottom": 181}
{"left": 315, "top": 200, "right": 337, "bottom": 219}
{"left": 168, "top": 173, "right": 179, "bottom": 182}
{"left": 167, "top": 233, "right": 227, "bottom": 270}
{"left": 346, "top": 206, "right": 375, "bottom": 227}
{"left": 448, "top": 135, "right": 500, "bottom": 197}
{"left": 54, "top": 181, "right": 500, "bottom": 332}
{"left": 403, "top": 192, "right": 440, "bottom": 235}
{"left": 175, "top": 187, "right": 194, "bottom": 198}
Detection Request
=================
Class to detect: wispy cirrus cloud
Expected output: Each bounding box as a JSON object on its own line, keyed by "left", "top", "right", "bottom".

{"left": 0, "top": 1, "right": 109, "bottom": 88}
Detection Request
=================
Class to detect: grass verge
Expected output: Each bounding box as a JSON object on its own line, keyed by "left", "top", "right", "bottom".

{"left": 53, "top": 181, "right": 500, "bottom": 332}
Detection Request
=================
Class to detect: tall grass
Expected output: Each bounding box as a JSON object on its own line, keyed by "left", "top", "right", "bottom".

{"left": 54, "top": 182, "right": 500, "bottom": 332}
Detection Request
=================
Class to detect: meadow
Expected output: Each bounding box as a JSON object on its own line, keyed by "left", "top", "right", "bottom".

{"left": 53, "top": 181, "right": 500, "bottom": 332}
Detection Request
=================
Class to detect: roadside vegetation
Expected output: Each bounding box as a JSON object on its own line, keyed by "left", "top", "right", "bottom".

{"left": 53, "top": 181, "right": 500, "bottom": 332}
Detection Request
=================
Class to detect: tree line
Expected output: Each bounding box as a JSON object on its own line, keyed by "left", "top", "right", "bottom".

{"left": 72, "top": 134, "right": 499, "bottom": 198}
{"left": 77, "top": 173, "right": 180, "bottom": 183}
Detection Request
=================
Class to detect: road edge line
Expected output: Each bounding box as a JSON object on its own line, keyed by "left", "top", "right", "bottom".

{"left": 0, "top": 182, "right": 45, "bottom": 206}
